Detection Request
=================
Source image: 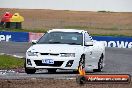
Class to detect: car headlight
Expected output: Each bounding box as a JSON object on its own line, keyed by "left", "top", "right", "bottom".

{"left": 60, "top": 53, "right": 75, "bottom": 57}
{"left": 27, "top": 51, "right": 38, "bottom": 56}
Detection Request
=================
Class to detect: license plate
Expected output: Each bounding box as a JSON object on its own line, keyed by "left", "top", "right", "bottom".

{"left": 42, "top": 59, "right": 54, "bottom": 64}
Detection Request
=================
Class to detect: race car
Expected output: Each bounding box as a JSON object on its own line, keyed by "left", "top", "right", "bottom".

{"left": 25, "top": 29, "right": 105, "bottom": 74}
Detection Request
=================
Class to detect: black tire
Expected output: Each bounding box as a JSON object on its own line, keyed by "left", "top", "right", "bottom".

{"left": 47, "top": 69, "right": 57, "bottom": 73}
{"left": 76, "top": 76, "right": 86, "bottom": 84}
{"left": 24, "top": 61, "right": 36, "bottom": 74}
{"left": 79, "top": 55, "right": 85, "bottom": 69}
{"left": 25, "top": 68, "right": 36, "bottom": 74}
{"left": 93, "top": 54, "right": 104, "bottom": 72}
{"left": 73, "top": 70, "right": 79, "bottom": 74}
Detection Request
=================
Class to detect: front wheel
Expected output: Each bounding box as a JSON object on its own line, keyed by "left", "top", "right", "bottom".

{"left": 24, "top": 62, "right": 36, "bottom": 74}
{"left": 25, "top": 68, "right": 36, "bottom": 74}
{"left": 79, "top": 55, "right": 85, "bottom": 69}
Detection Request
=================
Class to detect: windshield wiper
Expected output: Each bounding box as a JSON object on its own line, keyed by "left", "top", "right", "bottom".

{"left": 48, "top": 42, "right": 62, "bottom": 44}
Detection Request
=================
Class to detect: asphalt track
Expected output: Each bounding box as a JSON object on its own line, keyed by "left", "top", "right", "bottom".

{"left": 0, "top": 42, "right": 132, "bottom": 79}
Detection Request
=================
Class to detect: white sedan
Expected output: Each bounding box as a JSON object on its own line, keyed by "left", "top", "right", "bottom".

{"left": 25, "top": 29, "right": 105, "bottom": 74}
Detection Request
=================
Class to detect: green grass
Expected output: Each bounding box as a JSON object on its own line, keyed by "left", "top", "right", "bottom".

{"left": 0, "top": 27, "right": 132, "bottom": 37}
{"left": 0, "top": 27, "right": 47, "bottom": 33}
{"left": 91, "top": 34, "right": 132, "bottom": 37}
{"left": 0, "top": 55, "right": 24, "bottom": 69}
{"left": 64, "top": 26, "right": 124, "bottom": 30}
{"left": 64, "top": 26, "right": 132, "bottom": 37}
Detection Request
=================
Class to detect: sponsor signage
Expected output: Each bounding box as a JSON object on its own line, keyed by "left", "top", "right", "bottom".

{"left": 0, "top": 31, "right": 29, "bottom": 42}
{"left": 76, "top": 66, "right": 131, "bottom": 84}
{"left": 76, "top": 74, "right": 131, "bottom": 84}
{"left": 93, "top": 36, "right": 132, "bottom": 48}
{"left": 29, "top": 32, "right": 43, "bottom": 42}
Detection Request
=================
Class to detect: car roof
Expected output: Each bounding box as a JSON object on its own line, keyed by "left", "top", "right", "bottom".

{"left": 48, "top": 29, "right": 86, "bottom": 33}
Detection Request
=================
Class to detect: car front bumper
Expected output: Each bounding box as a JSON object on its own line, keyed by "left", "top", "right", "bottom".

{"left": 26, "top": 56, "right": 80, "bottom": 70}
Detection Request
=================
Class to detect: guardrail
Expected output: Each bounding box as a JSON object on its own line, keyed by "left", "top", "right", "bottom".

{"left": 0, "top": 31, "right": 132, "bottom": 48}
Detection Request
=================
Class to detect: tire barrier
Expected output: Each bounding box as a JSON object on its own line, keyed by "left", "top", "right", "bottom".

{"left": 0, "top": 12, "right": 24, "bottom": 29}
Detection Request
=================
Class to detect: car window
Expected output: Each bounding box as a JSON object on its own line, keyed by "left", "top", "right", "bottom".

{"left": 84, "top": 33, "right": 92, "bottom": 42}
{"left": 37, "top": 32, "right": 83, "bottom": 45}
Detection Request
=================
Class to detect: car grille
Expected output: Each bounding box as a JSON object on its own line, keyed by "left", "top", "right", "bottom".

{"left": 34, "top": 60, "right": 63, "bottom": 67}
{"left": 40, "top": 53, "right": 59, "bottom": 56}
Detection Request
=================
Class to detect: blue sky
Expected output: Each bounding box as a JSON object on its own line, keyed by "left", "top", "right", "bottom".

{"left": 0, "top": 0, "right": 132, "bottom": 12}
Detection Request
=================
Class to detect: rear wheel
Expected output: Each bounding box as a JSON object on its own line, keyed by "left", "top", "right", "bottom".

{"left": 47, "top": 69, "right": 57, "bottom": 73}
{"left": 93, "top": 54, "right": 104, "bottom": 72}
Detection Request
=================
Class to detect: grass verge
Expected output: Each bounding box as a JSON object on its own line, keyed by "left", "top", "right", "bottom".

{"left": 0, "top": 55, "right": 24, "bottom": 69}
{"left": 0, "top": 27, "right": 132, "bottom": 37}
{"left": 0, "top": 27, "right": 47, "bottom": 33}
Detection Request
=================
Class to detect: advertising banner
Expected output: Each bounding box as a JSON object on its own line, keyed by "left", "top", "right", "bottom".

{"left": 29, "top": 32, "right": 44, "bottom": 42}
{"left": 0, "top": 31, "right": 29, "bottom": 42}
{"left": 93, "top": 36, "right": 132, "bottom": 48}
{"left": 0, "top": 31, "right": 132, "bottom": 48}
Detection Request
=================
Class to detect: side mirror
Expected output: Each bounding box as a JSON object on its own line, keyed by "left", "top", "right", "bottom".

{"left": 31, "top": 40, "right": 37, "bottom": 44}
{"left": 85, "top": 42, "right": 93, "bottom": 46}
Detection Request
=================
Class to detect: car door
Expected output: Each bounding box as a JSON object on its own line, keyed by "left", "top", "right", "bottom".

{"left": 84, "top": 32, "right": 98, "bottom": 67}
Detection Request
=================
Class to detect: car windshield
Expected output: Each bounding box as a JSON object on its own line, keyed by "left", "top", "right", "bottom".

{"left": 37, "top": 32, "right": 83, "bottom": 45}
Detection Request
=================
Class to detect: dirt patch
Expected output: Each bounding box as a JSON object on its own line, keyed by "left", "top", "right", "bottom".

{"left": 0, "top": 8, "right": 132, "bottom": 36}
{"left": 1, "top": 9, "right": 132, "bottom": 29}
{"left": 0, "top": 78, "right": 131, "bottom": 88}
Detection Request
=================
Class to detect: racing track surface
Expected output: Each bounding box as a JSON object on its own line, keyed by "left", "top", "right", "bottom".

{"left": 0, "top": 42, "right": 132, "bottom": 79}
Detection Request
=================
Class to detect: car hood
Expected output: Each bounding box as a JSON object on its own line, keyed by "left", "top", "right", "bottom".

{"left": 27, "top": 44, "right": 84, "bottom": 53}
